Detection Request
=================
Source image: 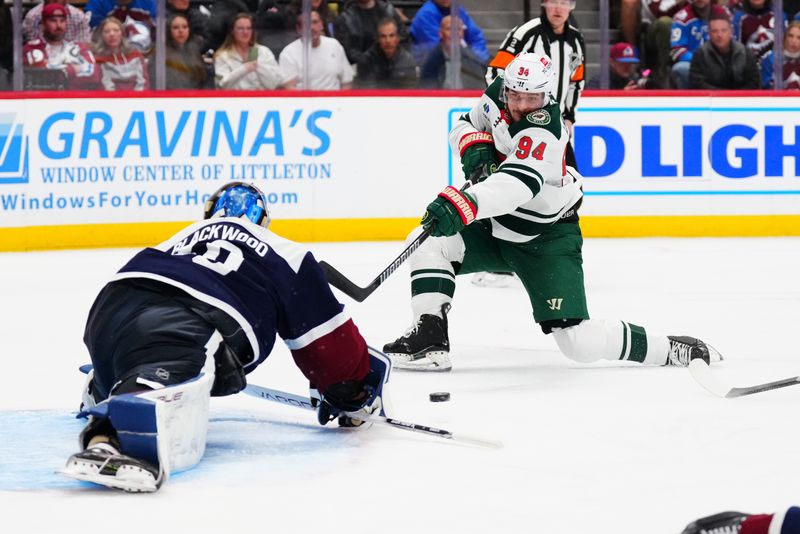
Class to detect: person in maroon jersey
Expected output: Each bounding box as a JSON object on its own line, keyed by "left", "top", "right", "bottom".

{"left": 732, "top": 0, "right": 777, "bottom": 62}
{"left": 23, "top": 3, "right": 100, "bottom": 90}
{"left": 92, "top": 16, "right": 149, "bottom": 90}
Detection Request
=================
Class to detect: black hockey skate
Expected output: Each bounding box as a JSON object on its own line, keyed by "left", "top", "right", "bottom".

{"left": 667, "top": 335, "right": 711, "bottom": 366}
{"left": 681, "top": 511, "right": 751, "bottom": 534}
{"left": 59, "top": 442, "right": 162, "bottom": 493}
{"left": 383, "top": 304, "right": 451, "bottom": 372}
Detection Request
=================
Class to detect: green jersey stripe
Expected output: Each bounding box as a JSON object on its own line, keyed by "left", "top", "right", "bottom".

{"left": 411, "top": 277, "right": 456, "bottom": 298}
{"left": 498, "top": 168, "right": 542, "bottom": 196}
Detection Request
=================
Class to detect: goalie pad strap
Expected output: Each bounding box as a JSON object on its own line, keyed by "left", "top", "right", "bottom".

{"left": 458, "top": 131, "right": 494, "bottom": 156}
{"left": 438, "top": 186, "right": 477, "bottom": 225}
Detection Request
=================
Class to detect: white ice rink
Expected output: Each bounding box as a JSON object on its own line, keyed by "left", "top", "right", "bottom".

{"left": 1, "top": 237, "right": 799, "bottom": 533}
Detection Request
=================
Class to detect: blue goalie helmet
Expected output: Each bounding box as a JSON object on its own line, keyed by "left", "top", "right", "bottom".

{"left": 204, "top": 182, "right": 270, "bottom": 228}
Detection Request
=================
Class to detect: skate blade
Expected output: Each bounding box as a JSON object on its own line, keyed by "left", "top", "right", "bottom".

{"left": 58, "top": 468, "right": 158, "bottom": 493}
{"left": 389, "top": 351, "right": 452, "bottom": 372}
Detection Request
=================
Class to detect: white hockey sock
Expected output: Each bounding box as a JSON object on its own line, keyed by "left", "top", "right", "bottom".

{"left": 552, "top": 319, "right": 670, "bottom": 365}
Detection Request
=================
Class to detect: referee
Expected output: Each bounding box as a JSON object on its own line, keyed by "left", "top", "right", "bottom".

{"left": 485, "top": 0, "right": 586, "bottom": 169}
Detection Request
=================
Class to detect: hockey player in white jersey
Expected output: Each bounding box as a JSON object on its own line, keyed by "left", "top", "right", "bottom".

{"left": 60, "top": 182, "right": 391, "bottom": 492}
{"left": 383, "top": 52, "right": 717, "bottom": 372}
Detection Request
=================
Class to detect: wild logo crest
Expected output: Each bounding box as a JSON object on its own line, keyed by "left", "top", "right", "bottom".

{"left": 0, "top": 113, "right": 29, "bottom": 184}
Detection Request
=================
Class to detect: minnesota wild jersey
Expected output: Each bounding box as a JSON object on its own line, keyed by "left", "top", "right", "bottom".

{"left": 448, "top": 76, "right": 583, "bottom": 243}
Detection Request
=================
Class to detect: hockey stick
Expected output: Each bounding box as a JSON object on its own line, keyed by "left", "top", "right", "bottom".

{"left": 689, "top": 359, "right": 800, "bottom": 398}
{"left": 319, "top": 229, "right": 430, "bottom": 302}
{"left": 241, "top": 383, "right": 502, "bottom": 449}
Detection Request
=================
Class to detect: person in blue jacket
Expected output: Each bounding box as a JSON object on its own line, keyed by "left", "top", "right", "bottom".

{"left": 85, "top": 0, "right": 157, "bottom": 29}
{"left": 409, "top": 0, "right": 488, "bottom": 64}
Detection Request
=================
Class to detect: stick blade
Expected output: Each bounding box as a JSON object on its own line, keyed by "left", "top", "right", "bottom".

{"left": 318, "top": 261, "right": 374, "bottom": 302}
{"left": 688, "top": 359, "right": 731, "bottom": 398}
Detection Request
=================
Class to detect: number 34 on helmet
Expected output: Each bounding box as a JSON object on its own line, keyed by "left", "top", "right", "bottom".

{"left": 501, "top": 52, "right": 556, "bottom": 102}
{"left": 204, "top": 181, "right": 271, "bottom": 228}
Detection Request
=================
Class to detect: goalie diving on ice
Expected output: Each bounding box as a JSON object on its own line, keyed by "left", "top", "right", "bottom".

{"left": 60, "top": 182, "right": 392, "bottom": 492}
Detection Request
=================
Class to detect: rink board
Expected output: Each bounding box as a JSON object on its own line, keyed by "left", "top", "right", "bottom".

{"left": 1, "top": 90, "right": 799, "bottom": 250}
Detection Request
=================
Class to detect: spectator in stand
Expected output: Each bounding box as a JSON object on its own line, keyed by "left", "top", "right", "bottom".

{"left": 410, "top": 0, "right": 488, "bottom": 64}
{"left": 93, "top": 16, "right": 149, "bottom": 90}
{"left": 635, "top": 0, "right": 688, "bottom": 88}
{"left": 254, "top": 0, "right": 294, "bottom": 54}
{"left": 163, "top": 13, "right": 211, "bottom": 89}
{"left": 682, "top": 507, "right": 800, "bottom": 534}
{"left": 760, "top": 20, "right": 800, "bottom": 88}
{"left": 23, "top": 3, "right": 100, "bottom": 90}
{"left": 280, "top": 9, "right": 353, "bottom": 89}
{"left": 206, "top": 0, "right": 258, "bottom": 53}
{"left": 214, "top": 12, "right": 283, "bottom": 90}
{"left": 732, "top": 0, "right": 776, "bottom": 63}
{"left": 165, "top": 0, "right": 210, "bottom": 53}
{"left": 333, "top": 0, "right": 407, "bottom": 65}
{"left": 587, "top": 41, "right": 654, "bottom": 89}
{"left": 85, "top": 0, "right": 156, "bottom": 29}
{"left": 288, "top": 0, "right": 337, "bottom": 36}
{"left": 419, "top": 15, "right": 485, "bottom": 89}
{"left": 356, "top": 17, "right": 417, "bottom": 88}
{"left": 689, "top": 9, "right": 760, "bottom": 88}
{"left": 23, "top": 0, "right": 91, "bottom": 43}
{"left": 0, "top": 1, "right": 11, "bottom": 87}
{"left": 671, "top": 0, "right": 731, "bottom": 88}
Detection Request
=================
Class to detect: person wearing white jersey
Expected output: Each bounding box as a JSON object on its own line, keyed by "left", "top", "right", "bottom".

{"left": 280, "top": 9, "right": 354, "bottom": 90}
{"left": 383, "top": 52, "right": 716, "bottom": 373}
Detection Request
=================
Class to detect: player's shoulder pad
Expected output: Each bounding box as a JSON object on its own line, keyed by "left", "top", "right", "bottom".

{"left": 484, "top": 76, "right": 505, "bottom": 108}
{"left": 508, "top": 101, "right": 562, "bottom": 140}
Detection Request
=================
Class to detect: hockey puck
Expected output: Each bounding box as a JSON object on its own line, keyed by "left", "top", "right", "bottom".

{"left": 429, "top": 392, "right": 450, "bottom": 402}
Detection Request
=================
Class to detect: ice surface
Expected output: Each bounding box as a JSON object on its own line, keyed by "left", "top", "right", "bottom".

{"left": 1, "top": 238, "right": 799, "bottom": 533}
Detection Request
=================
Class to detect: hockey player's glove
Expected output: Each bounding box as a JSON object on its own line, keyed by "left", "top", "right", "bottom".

{"left": 311, "top": 349, "right": 391, "bottom": 428}
{"left": 459, "top": 131, "right": 499, "bottom": 184}
{"left": 421, "top": 186, "right": 478, "bottom": 238}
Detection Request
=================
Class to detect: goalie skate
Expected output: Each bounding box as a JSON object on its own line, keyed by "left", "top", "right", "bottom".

{"left": 383, "top": 306, "right": 451, "bottom": 372}
{"left": 59, "top": 443, "right": 162, "bottom": 493}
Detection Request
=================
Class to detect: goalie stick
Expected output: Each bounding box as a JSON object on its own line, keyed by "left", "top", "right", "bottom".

{"left": 242, "top": 383, "right": 502, "bottom": 449}
{"left": 319, "top": 229, "right": 430, "bottom": 302}
{"left": 689, "top": 359, "right": 800, "bottom": 398}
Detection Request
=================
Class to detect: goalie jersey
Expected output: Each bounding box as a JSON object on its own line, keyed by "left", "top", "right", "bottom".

{"left": 112, "top": 217, "right": 369, "bottom": 391}
{"left": 449, "top": 76, "right": 583, "bottom": 243}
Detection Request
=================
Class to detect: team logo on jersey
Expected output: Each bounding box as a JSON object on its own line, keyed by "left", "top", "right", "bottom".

{"left": 0, "top": 112, "right": 29, "bottom": 184}
{"left": 526, "top": 110, "right": 551, "bottom": 125}
{"left": 483, "top": 102, "right": 491, "bottom": 115}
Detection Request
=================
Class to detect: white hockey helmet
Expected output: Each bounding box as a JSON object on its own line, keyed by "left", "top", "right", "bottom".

{"left": 501, "top": 52, "right": 557, "bottom": 103}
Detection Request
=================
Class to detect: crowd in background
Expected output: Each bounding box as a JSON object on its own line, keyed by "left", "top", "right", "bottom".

{"left": 615, "top": 0, "right": 800, "bottom": 90}
{"left": 1, "top": 0, "right": 799, "bottom": 92}
{"left": 0, "top": 0, "right": 494, "bottom": 91}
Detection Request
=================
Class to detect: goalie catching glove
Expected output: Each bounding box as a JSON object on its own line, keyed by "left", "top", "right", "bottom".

{"left": 422, "top": 186, "right": 478, "bottom": 237}
{"left": 459, "top": 131, "right": 499, "bottom": 184}
{"left": 310, "top": 349, "right": 391, "bottom": 428}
